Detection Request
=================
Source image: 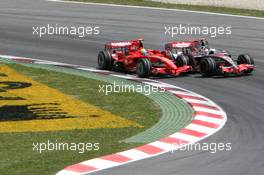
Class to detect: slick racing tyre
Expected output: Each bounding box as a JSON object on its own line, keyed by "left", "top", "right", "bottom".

{"left": 237, "top": 54, "right": 254, "bottom": 65}
{"left": 237, "top": 54, "right": 254, "bottom": 74}
{"left": 200, "top": 57, "right": 217, "bottom": 77}
{"left": 136, "top": 59, "right": 152, "bottom": 78}
{"left": 98, "top": 50, "right": 112, "bottom": 70}
{"left": 175, "top": 54, "right": 189, "bottom": 67}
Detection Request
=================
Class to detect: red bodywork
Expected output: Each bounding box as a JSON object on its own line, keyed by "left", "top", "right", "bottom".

{"left": 220, "top": 64, "right": 254, "bottom": 74}
{"left": 105, "top": 39, "right": 192, "bottom": 76}
{"left": 214, "top": 53, "right": 254, "bottom": 74}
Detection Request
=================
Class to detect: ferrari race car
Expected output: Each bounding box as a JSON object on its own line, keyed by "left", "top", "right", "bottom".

{"left": 164, "top": 38, "right": 255, "bottom": 77}
{"left": 97, "top": 38, "right": 192, "bottom": 78}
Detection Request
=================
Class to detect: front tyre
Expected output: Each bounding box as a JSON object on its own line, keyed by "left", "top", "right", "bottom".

{"left": 237, "top": 54, "right": 254, "bottom": 74}
{"left": 237, "top": 54, "right": 254, "bottom": 65}
{"left": 136, "top": 59, "right": 152, "bottom": 78}
{"left": 98, "top": 50, "right": 112, "bottom": 70}
{"left": 199, "top": 57, "right": 217, "bottom": 77}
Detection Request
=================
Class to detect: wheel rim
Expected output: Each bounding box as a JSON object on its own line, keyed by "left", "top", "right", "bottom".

{"left": 138, "top": 62, "right": 144, "bottom": 74}
{"left": 98, "top": 54, "right": 104, "bottom": 66}
{"left": 238, "top": 55, "right": 247, "bottom": 65}
{"left": 177, "top": 59, "right": 183, "bottom": 67}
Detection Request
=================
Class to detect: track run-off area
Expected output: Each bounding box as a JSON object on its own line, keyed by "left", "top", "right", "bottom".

{"left": 0, "top": 55, "right": 226, "bottom": 175}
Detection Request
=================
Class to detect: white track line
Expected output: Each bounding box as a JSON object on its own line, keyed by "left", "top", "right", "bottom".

{"left": 81, "top": 159, "right": 120, "bottom": 169}
{"left": 149, "top": 141, "right": 176, "bottom": 151}
{"left": 170, "top": 132, "right": 199, "bottom": 142}
{"left": 185, "top": 123, "right": 216, "bottom": 134}
{"left": 47, "top": 0, "right": 264, "bottom": 20}
{"left": 194, "top": 115, "right": 223, "bottom": 124}
{"left": 118, "top": 149, "right": 150, "bottom": 160}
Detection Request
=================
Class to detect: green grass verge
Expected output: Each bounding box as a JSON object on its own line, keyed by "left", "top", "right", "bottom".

{"left": 0, "top": 63, "right": 161, "bottom": 175}
{"left": 68, "top": 0, "right": 264, "bottom": 17}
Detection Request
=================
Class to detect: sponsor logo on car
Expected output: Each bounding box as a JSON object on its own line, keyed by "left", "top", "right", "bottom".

{"left": 111, "top": 42, "right": 131, "bottom": 47}
{"left": 172, "top": 42, "right": 192, "bottom": 48}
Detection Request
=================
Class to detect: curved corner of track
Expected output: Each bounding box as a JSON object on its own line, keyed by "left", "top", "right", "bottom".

{"left": 0, "top": 55, "right": 227, "bottom": 175}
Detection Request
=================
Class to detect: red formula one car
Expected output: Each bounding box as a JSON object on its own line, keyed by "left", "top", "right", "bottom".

{"left": 97, "top": 38, "right": 192, "bottom": 78}
{"left": 164, "top": 38, "right": 255, "bottom": 77}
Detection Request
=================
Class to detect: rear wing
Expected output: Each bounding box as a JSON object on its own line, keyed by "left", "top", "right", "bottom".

{"left": 105, "top": 38, "right": 143, "bottom": 50}
{"left": 165, "top": 38, "right": 209, "bottom": 50}
{"left": 165, "top": 42, "right": 193, "bottom": 50}
{"left": 105, "top": 41, "right": 132, "bottom": 49}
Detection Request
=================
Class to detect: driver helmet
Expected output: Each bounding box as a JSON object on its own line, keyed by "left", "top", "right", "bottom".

{"left": 140, "top": 48, "right": 148, "bottom": 56}
{"left": 200, "top": 38, "right": 209, "bottom": 48}
{"left": 139, "top": 40, "right": 143, "bottom": 48}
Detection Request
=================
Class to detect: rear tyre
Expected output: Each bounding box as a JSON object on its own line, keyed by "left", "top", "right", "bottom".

{"left": 175, "top": 54, "right": 189, "bottom": 67}
{"left": 136, "top": 59, "right": 152, "bottom": 78}
{"left": 98, "top": 50, "right": 112, "bottom": 70}
{"left": 199, "top": 57, "right": 217, "bottom": 77}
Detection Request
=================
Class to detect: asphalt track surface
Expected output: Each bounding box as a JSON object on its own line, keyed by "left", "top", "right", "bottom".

{"left": 1, "top": 0, "right": 264, "bottom": 175}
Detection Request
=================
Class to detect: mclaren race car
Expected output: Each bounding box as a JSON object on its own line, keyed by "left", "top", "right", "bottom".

{"left": 97, "top": 38, "right": 192, "bottom": 78}
{"left": 164, "top": 38, "right": 255, "bottom": 77}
